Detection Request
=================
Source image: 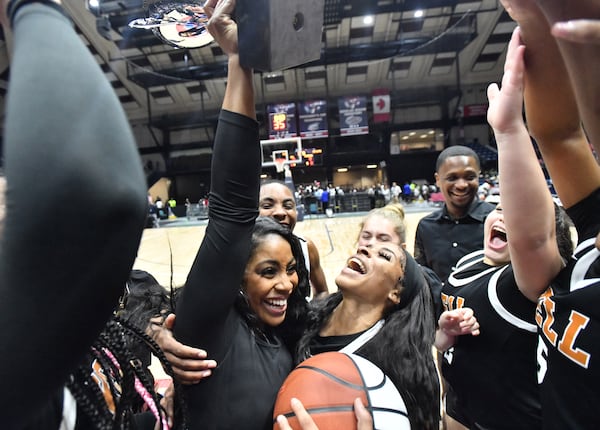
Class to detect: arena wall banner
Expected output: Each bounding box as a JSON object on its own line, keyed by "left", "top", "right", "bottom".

{"left": 298, "top": 100, "right": 328, "bottom": 138}
{"left": 338, "top": 95, "right": 369, "bottom": 136}
{"left": 372, "top": 88, "right": 391, "bottom": 123}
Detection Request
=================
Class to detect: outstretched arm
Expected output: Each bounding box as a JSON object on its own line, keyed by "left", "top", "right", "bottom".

{"left": 205, "top": 0, "right": 254, "bottom": 118}
{"left": 487, "top": 26, "right": 564, "bottom": 301}
{"left": 0, "top": 1, "right": 147, "bottom": 426}
{"left": 500, "top": 0, "right": 600, "bottom": 208}
{"left": 172, "top": 0, "right": 260, "bottom": 359}
{"left": 533, "top": 0, "right": 600, "bottom": 157}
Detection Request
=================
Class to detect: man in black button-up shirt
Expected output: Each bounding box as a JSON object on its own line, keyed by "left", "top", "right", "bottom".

{"left": 414, "top": 145, "right": 495, "bottom": 429}
{"left": 414, "top": 146, "right": 495, "bottom": 284}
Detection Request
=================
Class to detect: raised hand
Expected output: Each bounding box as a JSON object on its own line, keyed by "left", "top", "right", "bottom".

{"left": 486, "top": 28, "right": 527, "bottom": 138}
{"left": 438, "top": 308, "right": 481, "bottom": 338}
{"left": 499, "top": 0, "right": 542, "bottom": 24}
{"left": 435, "top": 307, "right": 480, "bottom": 351}
{"left": 204, "top": 0, "right": 238, "bottom": 56}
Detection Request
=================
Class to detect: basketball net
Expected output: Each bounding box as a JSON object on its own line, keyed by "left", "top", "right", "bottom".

{"left": 275, "top": 159, "right": 286, "bottom": 173}
{"left": 283, "top": 164, "right": 292, "bottom": 178}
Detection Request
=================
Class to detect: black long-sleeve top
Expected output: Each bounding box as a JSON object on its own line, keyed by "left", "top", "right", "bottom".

{"left": 173, "top": 110, "right": 293, "bottom": 430}
{"left": 0, "top": 4, "right": 147, "bottom": 428}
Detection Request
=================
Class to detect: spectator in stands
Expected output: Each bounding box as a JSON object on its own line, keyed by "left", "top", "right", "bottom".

{"left": 320, "top": 185, "right": 330, "bottom": 213}
{"left": 367, "top": 185, "right": 376, "bottom": 209}
{"left": 420, "top": 182, "right": 431, "bottom": 202}
{"left": 335, "top": 186, "right": 344, "bottom": 211}
{"left": 402, "top": 182, "right": 412, "bottom": 203}
{"left": 391, "top": 181, "right": 402, "bottom": 203}
{"left": 381, "top": 183, "right": 391, "bottom": 204}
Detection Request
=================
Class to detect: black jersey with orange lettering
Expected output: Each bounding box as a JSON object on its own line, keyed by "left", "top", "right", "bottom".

{"left": 441, "top": 251, "right": 541, "bottom": 429}
{"left": 536, "top": 188, "right": 600, "bottom": 429}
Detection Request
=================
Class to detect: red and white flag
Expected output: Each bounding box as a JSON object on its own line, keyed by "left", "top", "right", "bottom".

{"left": 372, "top": 88, "right": 391, "bottom": 123}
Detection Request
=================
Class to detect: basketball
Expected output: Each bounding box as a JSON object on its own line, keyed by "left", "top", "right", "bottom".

{"left": 273, "top": 352, "right": 410, "bottom": 430}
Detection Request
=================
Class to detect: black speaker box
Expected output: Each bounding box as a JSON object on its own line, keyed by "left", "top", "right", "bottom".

{"left": 237, "top": 0, "right": 324, "bottom": 72}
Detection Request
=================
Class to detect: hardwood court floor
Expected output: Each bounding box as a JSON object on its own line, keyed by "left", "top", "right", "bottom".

{"left": 133, "top": 207, "right": 434, "bottom": 292}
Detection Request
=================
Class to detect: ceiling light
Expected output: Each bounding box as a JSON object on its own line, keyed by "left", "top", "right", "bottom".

{"left": 367, "top": 164, "right": 378, "bottom": 169}
{"left": 86, "top": 0, "right": 100, "bottom": 15}
{"left": 363, "top": 15, "right": 374, "bottom": 25}
{"left": 429, "top": 130, "right": 435, "bottom": 134}
{"left": 409, "top": 131, "right": 416, "bottom": 136}
{"left": 414, "top": 10, "right": 424, "bottom": 18}
{"left": 402, "top": 136, "right": 409, "bottom": 140}
{"left": 337, "top": 167, "right": 349, "bottom": 172}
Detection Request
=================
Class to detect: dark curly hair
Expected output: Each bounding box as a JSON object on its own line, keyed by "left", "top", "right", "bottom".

{"left": 116, "top": 270, "right": 172, "bottom": 369}
{"left": 65, "top": 270, "right": 189, "bottom": 429}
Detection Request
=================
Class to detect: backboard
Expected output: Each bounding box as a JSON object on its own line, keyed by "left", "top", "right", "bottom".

{"left": 260, "top": 137, "right": 303, "bottom": 168}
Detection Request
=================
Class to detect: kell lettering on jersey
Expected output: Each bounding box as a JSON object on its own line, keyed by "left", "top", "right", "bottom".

{"left": 536, "top": 288, "right": 591, "bottom": 373}
{"left": 441, "top": 292, "right": 465, "bottom": 311}
{"left": 440, "top": 293, "right": 465, "bottom": 366}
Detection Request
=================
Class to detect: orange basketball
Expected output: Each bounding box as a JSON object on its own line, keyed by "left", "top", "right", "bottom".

{"left": 273, "top": 351, "right": 410, "bottom": 430}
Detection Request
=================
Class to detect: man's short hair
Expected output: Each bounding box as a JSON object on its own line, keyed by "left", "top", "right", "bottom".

{"left": 435, "top": 145, "right": 481, "bottom": 171}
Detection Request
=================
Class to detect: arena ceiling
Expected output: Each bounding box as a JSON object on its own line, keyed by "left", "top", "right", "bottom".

{"left": 0, "top": 0, "right": 515, "bottom": 146}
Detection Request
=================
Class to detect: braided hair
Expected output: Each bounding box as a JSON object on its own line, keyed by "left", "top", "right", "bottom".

{"left": 67, "top": 270, "right": 188, "bottom": 430}
{"left": 67, "top": 318, "right": 169, "bottom": 429}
